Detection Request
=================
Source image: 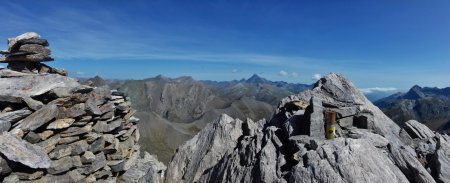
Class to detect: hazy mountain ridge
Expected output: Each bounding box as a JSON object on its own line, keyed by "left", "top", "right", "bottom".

{"left": 203, "top": 74, "right": 311, "bottom": 104}
{"left": 85, "top": 74, "right": 312, "bottom": 163}
{"left": 375, "top": 85, "right": 450, "bottom": 132}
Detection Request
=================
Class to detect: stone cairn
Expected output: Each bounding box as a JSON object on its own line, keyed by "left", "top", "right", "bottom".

{"left": 0, "top": 32, "right": 66, "bottom": 75}
{"left": 0, "top": 33, "right": 165, "bottom": 182}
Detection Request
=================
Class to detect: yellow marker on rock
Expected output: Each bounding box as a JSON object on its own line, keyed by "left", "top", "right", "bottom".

{"left": 325, "top": 111, "right": 337, "bottom": 139}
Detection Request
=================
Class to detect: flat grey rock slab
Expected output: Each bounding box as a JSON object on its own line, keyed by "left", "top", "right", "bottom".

{"left": 0, "top": 69, "right": 45, "bottom": 77}
{"left": 0, "top": 132, "right": 51, "bottom": 169}
{"left": 404, "top": 120, "right": 435, "bottom": 139}
{"left": 0, "top": 74, "right": 80, "bottom": 103}
{"left": 0, "top": 109, "right": 31, "bottom": 132}
{"left": 18, "top": 104, "right": 58, "bottom": 131}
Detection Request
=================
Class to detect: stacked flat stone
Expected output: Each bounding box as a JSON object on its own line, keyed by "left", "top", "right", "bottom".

{"left": 0, "top": 32, "right": 66, "bottom": 75}
{"left": 0, "top": 34, "right": 165, "bottom": 183}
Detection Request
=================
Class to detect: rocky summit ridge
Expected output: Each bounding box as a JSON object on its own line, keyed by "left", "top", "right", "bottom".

{"left": 165, "top": 73, "right": 450, "bottom": 183}
{"left": 0, "top": 33, "right": 165, "bottom": 182}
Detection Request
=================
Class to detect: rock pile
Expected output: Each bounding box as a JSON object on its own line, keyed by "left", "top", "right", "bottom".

{"left": 0, "top": 32, "right": 66, "bottom": 75}
{"left": 0, "top": 33, "right": 165, "bottom": 183}
{"left": 165, "top": 73, "right": 449, "bottom": 183}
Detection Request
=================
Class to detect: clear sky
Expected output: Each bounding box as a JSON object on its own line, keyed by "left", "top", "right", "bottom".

{"left": 0, "top": 0, "right": 449, "bottom": 92}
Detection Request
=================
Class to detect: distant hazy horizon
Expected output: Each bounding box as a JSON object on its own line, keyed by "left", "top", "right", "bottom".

{"left": 1, "top": 1, "right": 449, "bottom": 90}
{"left": 79, "top": 73, "right": 407, "bottom": 102}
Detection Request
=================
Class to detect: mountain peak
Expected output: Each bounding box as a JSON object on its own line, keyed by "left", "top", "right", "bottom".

{"left": 246, "top": 74, "right": 268, "bottom": 84}
{"left": 92, "top": 75, "right": 104, "bottom": 80}
{"left": 411, "top": 85, "right": 422, "bottom": 90}
{"left": 152, "top": 74, "right": 170, "bottom": 81}
{"left": 404, "top": 85, "right": 426, "bottom": 99}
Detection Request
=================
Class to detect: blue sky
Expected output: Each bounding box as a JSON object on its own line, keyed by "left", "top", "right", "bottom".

{"left": 0, "top": 1, "right": 450, "bottom": 92}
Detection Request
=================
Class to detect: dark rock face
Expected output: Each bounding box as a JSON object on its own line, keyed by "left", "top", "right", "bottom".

{"left": 375, "top": 85, "right": 450, "bottom": 133}
{"left": 165, "top": 73, "right": 447, "bottom": 183}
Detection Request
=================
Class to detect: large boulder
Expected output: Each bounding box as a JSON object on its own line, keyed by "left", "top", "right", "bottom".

{"left": 404, "top": 120, "right": 436, "bottom": 139}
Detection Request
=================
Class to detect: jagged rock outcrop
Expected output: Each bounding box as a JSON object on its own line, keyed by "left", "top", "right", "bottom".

{"left": 166, "top": 73, "right": 448, "bottom": 183}
{"left": 0, "top": 33, "right": 165, "bottom": 183}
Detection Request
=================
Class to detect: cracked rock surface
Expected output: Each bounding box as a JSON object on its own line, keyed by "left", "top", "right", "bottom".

{"left": 165, "top": 73, "right": 447, "bottom": 183}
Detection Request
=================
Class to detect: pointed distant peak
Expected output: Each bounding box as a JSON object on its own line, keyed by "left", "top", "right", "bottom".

{"left": 154, "top": 74, "right": 168, "bottom": 80}
{"left": 246, "top": 74, "right": 268, "bottom": 84}
{"left": 155, "top": 74, "right": 165, "bottom": 79}
{"left": 404, "top": 85, "right": 425, "bottom": 99}
{"left": 411, "top": 85, "right": 422, "bottom": 90}
{"left": 149, "top": 74, "right": 169, "bottom": 82}
{"left": 93, "top": 75, "right": 103, "bottom": 80}
{"left": 85, "top": 75, "right": 106, "bottom": 87}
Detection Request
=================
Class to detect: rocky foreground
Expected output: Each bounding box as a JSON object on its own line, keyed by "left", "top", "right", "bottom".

{"left": 0, "top": 33, "right": 165, "bottom": 182}
{"left": 165, "top": 73, "right": 450, "bottom": 183}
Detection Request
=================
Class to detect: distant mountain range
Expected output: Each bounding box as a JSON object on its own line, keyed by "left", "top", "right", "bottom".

{"left": 375, "top": 85, "right": 450, "bottom": 132}
{"left": 84, "top": 74, "right": 450, "bottom": 162}
{"left": 364, "top": 90, "right": 402, "bottom": 102}
{"left": 82, "top": 74, "right": 312, "bottom": 163}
